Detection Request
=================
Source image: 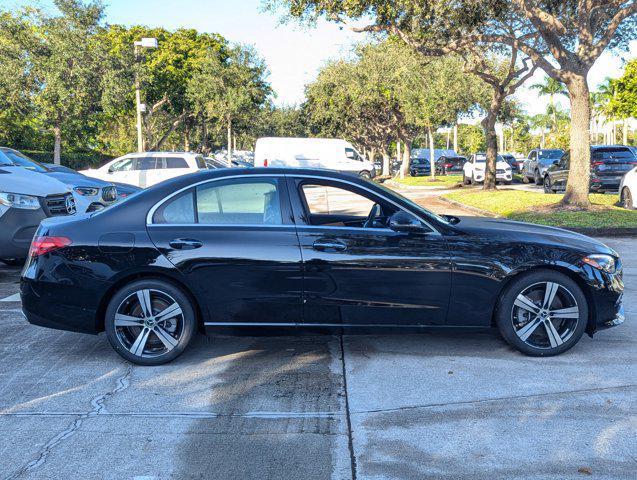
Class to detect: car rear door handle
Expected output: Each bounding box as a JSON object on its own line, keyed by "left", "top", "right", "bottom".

{"left": 312, "top": 240, "right": 347, "bottom": 252}
{"left": 169, "top": 238, "right": 203, "bottom": 250}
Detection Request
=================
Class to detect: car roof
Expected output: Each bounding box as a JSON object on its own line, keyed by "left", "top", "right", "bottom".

{"left": 120, "top": 152, "right": 200, "bottom": 158}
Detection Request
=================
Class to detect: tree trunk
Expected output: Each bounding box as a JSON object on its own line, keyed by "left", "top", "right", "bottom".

{"left": 368, "top": 147, "right": 376, "bottom": 167}
{"left": 227, "top": 117, "right": 233, "bottom": 167}
{"left": 428, "top": 127, "right": 436, "bottom": 180}
{"left": 562, "top": 74, "right": 591, "bottom": 207}
{"left": 382, "top": 149, "right": 390, "bottom": 176}
{"left": 53, "top": 125, "right": 62, "bottom": 165}
{"left": 184, "top": 123, "right": 190, "bottom": 152}
{"left": 453, "top": 124, "right": 458, "bottom": 152}
{"left": 396, "top": 141, "right": 402, "bottom": 178}
{"left": 400, "top": 139, "right": 411, "bottom": 180}
{"left": 446, "top": 128, "right": 450, "bottom": 150}
{"left": 623, "top": 119, "right": 628, "bottom": 145}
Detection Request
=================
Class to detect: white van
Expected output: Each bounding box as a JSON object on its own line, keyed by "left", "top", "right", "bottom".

{"left": 80, "top": 152, "right": 208, "bottom": 188}
{"left": 254, "top": 137, "right": 375, "bottom": 178}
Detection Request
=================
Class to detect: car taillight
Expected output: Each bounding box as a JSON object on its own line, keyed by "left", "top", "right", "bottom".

{"left": 29, "top": 236, "right": 72, "bottom": 258}
{"left": 591, "top": 161, "right": 603, "bottom": 167}
{"left": 263, "top": 159, "right": 268, "bottom": 167}
{"left": 445, "top": 163, "right": 453, "bottom": 168}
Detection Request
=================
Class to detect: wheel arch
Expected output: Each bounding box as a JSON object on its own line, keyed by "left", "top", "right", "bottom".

{"left": 490, "top": 264, "right": 597, "bottom": 334}
{"left": 96, "top": 270, "right": 206, "bottom": 334}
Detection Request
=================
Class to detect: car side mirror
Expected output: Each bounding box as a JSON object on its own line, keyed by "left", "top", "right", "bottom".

{"left": 389, "top": 211, "right": 426, "bottom": 233}
{"left": 552, "top": 160, "right": 559, "bottom": 165}
{"left": 107, "top": 167, "right": 115, "bottom": 174}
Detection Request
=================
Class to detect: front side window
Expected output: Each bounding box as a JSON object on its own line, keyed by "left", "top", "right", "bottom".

{"left": 302, "top": 184, "right": 375, "bottom": 217}
{"left": 197, "top": 179, "right": 282, "bottom": 225}
{"left": 110, "top": 158, "right": 134, "bottom": 172}
{"left": 345, "top": 148, "right": 361, "bottom": 161}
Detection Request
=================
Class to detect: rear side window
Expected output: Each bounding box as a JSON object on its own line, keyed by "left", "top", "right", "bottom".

{"left": 153, "top": 190, "right": 195, "bottom": 224}
{"left": 135, "top": 157, "right": 159, "bottom": 170}
{"left": 197, "top": 179, "right": 282, "bottom": 225}
{"left": 165, "top": 157, "right": 189, "bottom": 169}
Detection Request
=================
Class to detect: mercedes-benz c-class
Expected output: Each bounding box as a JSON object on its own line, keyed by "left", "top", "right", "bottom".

{"left": 21, "top": 168, "right": 624, "bottom": 365}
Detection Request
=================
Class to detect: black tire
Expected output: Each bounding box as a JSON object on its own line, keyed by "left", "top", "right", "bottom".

{"left": 534, "top": 169, "right": 542, "bottom": 185}
{"left": 495, "top": 269, "right": 588, "bottom": 357}
{"left": 543, "top": 175, "right": 555, "bottom": 194}
{"left": 462, "top": 172, "right": 470, "bottom": 185}
{"left": 105, "top": 279, "right": 197, "bottom": 365}
{"left": 359, "top": 170, "right": 371, "bottom": 179}
{"left": 621, "top": 187, "right": 634, "bottom": 210}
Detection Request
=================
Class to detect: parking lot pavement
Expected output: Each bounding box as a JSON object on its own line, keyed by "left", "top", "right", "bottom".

{"left": 0, "top": 236, "right": 635, "bottom": 479}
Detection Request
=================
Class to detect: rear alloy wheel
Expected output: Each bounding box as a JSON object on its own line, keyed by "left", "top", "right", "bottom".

{"left": 105, "top": 279, "right": 196, "bottom": 365}
{"left": 359, "top": 170, "right": 371, "bottom": 180}
{"left": 543, "top": 176, "right": 555, "bottom": 194}
{"left": 496, "top": 270, "right": 587, "bottom": 356}
{"left": 621, "top": 187, "right": 634, "bottom": 210}
{"left": 462, "top": 172, "right": 470, "bottom": 185}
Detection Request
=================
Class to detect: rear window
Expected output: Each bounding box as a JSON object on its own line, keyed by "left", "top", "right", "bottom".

{"left": 591, "top": 148, "right": 636, "bottom": 162}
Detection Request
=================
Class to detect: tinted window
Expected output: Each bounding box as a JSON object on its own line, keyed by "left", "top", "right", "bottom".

{"left": 165, "top": 157, "right": 188, "bottom": 169}
{"left": 538, "top": 150, "right": 563, "bottom": 160}
{"left": 135, "top": 157, "right": 159, "bottom": 170}
{"left": 302, "top": 184, "right": 375, "bottom": 217}
{"left": 196, "top": 179, "right": 282, "bottom": 225}
{"left": 591, "top": 148, "right": 635, "bottom": 162}
{"left": 153, "top": 190, "right": 195, "bottom": 224}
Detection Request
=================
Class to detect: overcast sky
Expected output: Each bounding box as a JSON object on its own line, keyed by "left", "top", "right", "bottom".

{"left": 7, "top": 0, "right": 637, "bottom": 116}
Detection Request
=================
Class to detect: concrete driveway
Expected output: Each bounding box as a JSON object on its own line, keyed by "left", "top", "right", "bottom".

{"left": 0, "top": 236, "right": 634, "bottom": 480}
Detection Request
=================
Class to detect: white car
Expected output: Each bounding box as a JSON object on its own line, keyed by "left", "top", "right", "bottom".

{"left": 463, "top": 153, "right": 513, "bottom": 185}
{"left": 254, "top": 137, "right": 376, "bottom": 178}
{"left": 0, "top": 156, "right": 76, "bottom": 263}
{"left": 80, "top": 152, "right": 208, "bottom": 188}
{"left": 619, "top": 165, "right": 637, "bottom": 210}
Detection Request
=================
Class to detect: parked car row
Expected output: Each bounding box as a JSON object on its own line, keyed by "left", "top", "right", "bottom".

{"left": 0, "top": 147, "right": 143, "bottom": 264}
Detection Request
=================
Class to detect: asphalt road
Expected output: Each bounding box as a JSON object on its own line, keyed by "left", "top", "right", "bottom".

{"left": 0, "top": 236, "right": 634, "bottom": 480}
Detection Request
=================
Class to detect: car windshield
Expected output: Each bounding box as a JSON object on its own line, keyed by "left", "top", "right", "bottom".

{"left": 538, "top": 150, "right": 563, "bottom": 162}
{"left": 0, "top": 148, "right": 50, "bottom": 172}
{"left": 474, "top": 154, "right": 504, "bottom": 163}
{"left": 0, "top": 150, "right": 13, "bottom": 166}
{"left": 374, "top": 182, "right": 451, "bottom": 226}
{"left": 591, "top": 148, "right": 635, "bottom": 162}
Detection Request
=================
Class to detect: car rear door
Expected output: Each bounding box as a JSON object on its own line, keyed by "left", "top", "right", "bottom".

{"left": 287, "top": 175, "right": 452, "bottom": 327}
{"left": 146, "top": 174, "right": 303, "bottom": 327}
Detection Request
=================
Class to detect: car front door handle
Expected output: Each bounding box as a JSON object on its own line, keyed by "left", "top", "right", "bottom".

{"left": 312, "top": 240, "right": 347, "bottom": 252}
{"left": 169, "top": 238, "right": 203, "bottom": 250}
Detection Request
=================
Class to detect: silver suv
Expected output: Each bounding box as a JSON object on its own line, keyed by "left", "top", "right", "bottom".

{"left": 522, "top": 149, "right": 564, "bottom": 185}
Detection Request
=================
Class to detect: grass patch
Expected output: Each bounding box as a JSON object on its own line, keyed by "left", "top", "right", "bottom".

{"left": 392, "top": 175, "right": 463, "bottom": 186}
{"left": 443, "top": 189, "right": 637, "bottom": 229}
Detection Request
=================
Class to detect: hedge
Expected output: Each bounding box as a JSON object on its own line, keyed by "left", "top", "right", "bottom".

{"left": 21, "top": 150, "right": 115, "bottom": 171}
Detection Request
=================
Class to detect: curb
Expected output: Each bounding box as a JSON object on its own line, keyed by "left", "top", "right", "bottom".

{"left": 383, "top": 179, "right": 461, "bottom": 191}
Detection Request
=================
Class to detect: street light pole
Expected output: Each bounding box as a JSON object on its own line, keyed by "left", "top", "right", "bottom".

{"left": 133, "top": 38, "right": 158, "bottom": 153}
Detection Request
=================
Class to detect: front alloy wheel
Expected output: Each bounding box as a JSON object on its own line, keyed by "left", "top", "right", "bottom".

{"left": 543, "top": 176, "right": 554, "bottom": 194}
{"left": 496, "top": 270, "right": 587, "bottom": 356}
{"left": 105, "top": 280, "right": 196, "bottom": 365}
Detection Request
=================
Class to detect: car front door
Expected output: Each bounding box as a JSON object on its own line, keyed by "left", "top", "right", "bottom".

{"left": 105, "top": 157, "right": 140, "bottom": 186}
{"left": 287, "top": 176, "right": 452, "bottom": 327}
{"left": 146, "top": 175, "right": 303, "bottom": 327}
{"left": 551, "top": 154, "right": 570, "bottom": 190}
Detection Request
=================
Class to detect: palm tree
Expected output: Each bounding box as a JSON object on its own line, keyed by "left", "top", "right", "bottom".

{"left": 530, "top": 76, "right": 567, "bottom": 129}
{"left": 595, "top": 78, "right": 620, "bottom": 144}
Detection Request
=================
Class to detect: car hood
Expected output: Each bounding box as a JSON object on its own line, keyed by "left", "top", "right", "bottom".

{"left": 473, "top": 161, "right": 511, "bottom": 170}
{"left": 46, "top": 171, "right": 113, "bottom": 188}
{"left": 0, "top": 166, "right": 71, "bottom": 197}
{"left": 453, "top": 216, "right": 615, "bottom": 256}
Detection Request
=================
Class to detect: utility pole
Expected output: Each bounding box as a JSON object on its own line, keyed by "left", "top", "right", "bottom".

{"left": 133, "top": 38, "right": 158, "bottom": 153}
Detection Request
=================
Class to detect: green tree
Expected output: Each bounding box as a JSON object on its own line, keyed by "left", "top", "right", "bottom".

{"left": 530, "top": 76, "right": 567, "bottom": 129}
{"left": 274, "top": 0, "right": 637, "bottom": 204}
{"left": 187, "top": 45, "right": 271, "bottom": 165}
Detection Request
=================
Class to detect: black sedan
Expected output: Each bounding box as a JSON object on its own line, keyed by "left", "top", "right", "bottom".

{"left": 21, "top": 168, "right": 624, "bottom": 365}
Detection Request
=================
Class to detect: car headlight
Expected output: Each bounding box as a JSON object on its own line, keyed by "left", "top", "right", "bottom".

{"left": 583, "top": 254, "right": 616, "bottom": 273}
{"left": 73, "top": 187, "right": 99, "bottom": 196}
{"left": 0, "top": 192, "right": 41, "bottom": 210}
